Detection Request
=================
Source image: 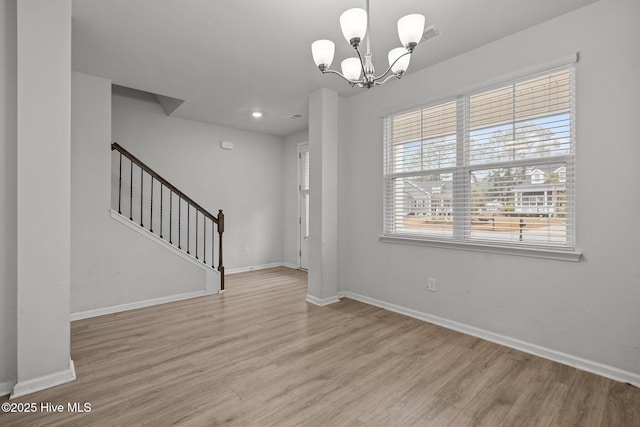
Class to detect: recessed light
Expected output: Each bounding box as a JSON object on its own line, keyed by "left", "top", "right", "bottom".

{"left": 252, "top": 111, "right": 263, "bottom": 118}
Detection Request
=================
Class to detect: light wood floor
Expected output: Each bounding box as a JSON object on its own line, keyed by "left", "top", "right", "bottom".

{"left": 1, "top": 267, "right": 639, "bottom": 426}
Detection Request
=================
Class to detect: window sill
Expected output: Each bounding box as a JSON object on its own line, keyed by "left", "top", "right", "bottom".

{"left": 379, "top": 235, "right": 582, "bottom": 262}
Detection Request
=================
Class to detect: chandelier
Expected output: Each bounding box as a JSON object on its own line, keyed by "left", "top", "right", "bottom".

{"left": 311, "top": 0, "right": 425, "bottom": 89}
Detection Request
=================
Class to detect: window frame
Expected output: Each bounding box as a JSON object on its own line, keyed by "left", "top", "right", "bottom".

{"left": 381, "top": 59, "right": 582, "bottom": 262}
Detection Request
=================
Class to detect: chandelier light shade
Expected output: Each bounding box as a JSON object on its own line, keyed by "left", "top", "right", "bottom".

{"left": 311, "top": 0, "right": 425, "bottom": 89}
{"left": 339, "top": 8, "right": 367, "bottom": 46}
{"left": 397, "top": 14, "right": 426, "bottom": 49}
{"left": 311, "top": 39, "right": 335, "bottom": 70}
{"left": 341, "top": 58, "right": 362, "bottom": 81}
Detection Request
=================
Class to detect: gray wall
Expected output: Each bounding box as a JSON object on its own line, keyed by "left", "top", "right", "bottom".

{"left": 338, "top": 0, "right": 640, "bottom": 376}
{"left": 111, "top": 93, "right": 286, "bottom": 271}
{"left": 283, "top": 130, "right": 308, "bottom": 267}
{"left": 0, "top": 0, "right": 17, "bottom": 393}
{"left": 71, "top": 71, "right": 209, "bottom": 314}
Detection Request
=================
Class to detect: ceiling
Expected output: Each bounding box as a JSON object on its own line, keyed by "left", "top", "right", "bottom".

{"left": 71, "top": 0, "right": 597, "bottom": 137}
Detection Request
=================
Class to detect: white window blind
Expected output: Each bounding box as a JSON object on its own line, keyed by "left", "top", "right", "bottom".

{"left": 383, "top": 65, "right": 575, "bottom": 252}
{"left": 301, "top": 150, "right": 309, "bottom": 193}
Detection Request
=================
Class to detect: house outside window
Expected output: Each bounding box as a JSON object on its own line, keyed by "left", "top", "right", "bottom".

{"left": 531, "top": 171, "right": 545, "bottom": 184}
{"left": 383, "top": 64, "right": 576, "bottom": 255}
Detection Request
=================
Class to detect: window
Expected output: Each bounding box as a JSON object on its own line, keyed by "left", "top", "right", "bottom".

{"left": 383, "top": 65, "right": 576, "bottom": 256}
{"left": 300, "top": 149, "right": 309, "bottom": 192}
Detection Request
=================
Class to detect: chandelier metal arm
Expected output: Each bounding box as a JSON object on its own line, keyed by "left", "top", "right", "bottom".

{"left": 320, "top": 68, "right": 360, "bottom": 87}
{"left": 319, "top": 48, "right": 411, "bottom": 88}
{"left": 354, "top": 46, "right": 369, "bottom": 83}
{"left": 319, "top": 47, "right": 411, "bottom": 87}
{"left": 374, "top": 74, "right": 402, "bottom": 86}
{"left": 370, "top": 49, "right": 412, "bottom": 83}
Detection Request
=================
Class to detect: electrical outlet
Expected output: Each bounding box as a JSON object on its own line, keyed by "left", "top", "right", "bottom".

{"left": 244, "top": 247, "right": 250, "bottom": 255}
{"left": 427, "top": 278, "right": 437, "bottom": 292}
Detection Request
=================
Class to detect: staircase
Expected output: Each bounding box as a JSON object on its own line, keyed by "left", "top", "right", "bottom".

{"left": 111, "top": 142, "right": 225, "bottom": 289}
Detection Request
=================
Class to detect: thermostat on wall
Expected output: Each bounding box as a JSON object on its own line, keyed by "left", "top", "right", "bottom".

{"left": 220, "top": 141, "right": 234, "bottom": 150}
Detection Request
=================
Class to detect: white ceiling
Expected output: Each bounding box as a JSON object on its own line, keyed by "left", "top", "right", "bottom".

{"left": 71, "top": 0, "right": 597, "bottom": 137}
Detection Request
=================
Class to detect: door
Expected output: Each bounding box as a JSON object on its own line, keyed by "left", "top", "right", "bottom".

{"left": 299, "top": 143, "right": 309, "bottom": 270}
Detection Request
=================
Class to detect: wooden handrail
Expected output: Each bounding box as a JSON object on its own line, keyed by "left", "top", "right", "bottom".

{"left": 112, "top": 142, "right": 219, "bottom": 224}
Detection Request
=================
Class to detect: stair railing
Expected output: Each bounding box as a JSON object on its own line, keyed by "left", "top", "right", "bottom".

{"left": 111, "top": 142, "right": 225, "bottom": 290}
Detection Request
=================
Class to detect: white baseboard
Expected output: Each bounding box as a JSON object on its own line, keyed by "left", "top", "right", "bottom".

{"left": 10, "top": 360, "right": 76, "bottom": 399}
{"left": 71, "top": 290, "right": 212, "bottom": 321}
{"left": 227, "top": 262, "right": 297, "bottom": 275}
{"left": 339, "top": 291, "right": 640, "bottom": 388}
{"left": 306, "top": 294, "right": 340, "bottom": 306}
{"left": 282, "top": 262, "right": 298, "bottom": 270}
{"left": 0, "top": 380, "right": 15, "bottom": 397}
{"left": 71, "top": 260, "right": 298, "bottom": 321}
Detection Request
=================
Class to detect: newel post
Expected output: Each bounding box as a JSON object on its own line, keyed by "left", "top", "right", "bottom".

{"left": 217, "top": 209, "right": 225, "bottom": 290}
